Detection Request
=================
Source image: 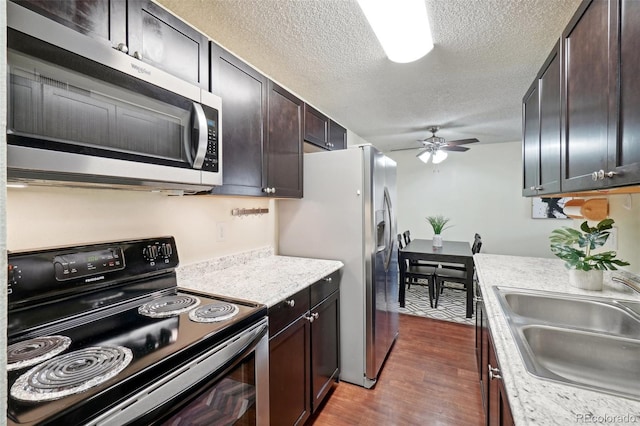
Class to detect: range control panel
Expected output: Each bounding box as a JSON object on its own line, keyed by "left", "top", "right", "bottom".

{"left": 8, "top": 236, "right": 179, "bottom": 308}
{"left": 54, "top": 247, "right": 125, "bottom": 281}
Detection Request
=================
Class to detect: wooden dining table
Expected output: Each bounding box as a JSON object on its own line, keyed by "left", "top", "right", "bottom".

{"left": 399, "top": 238, "right": 475, "bottom": 318}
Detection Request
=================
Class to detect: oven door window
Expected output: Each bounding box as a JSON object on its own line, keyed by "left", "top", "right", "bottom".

{"left": 8, "top": 50, "right": 193, "bottom": 168}
{"left": 160, "top": 353, "right": 257, "bottom": 426}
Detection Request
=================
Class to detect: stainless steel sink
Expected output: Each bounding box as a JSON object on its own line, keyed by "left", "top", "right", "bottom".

{"left": 494, "top": 287, "right": 640, "bottom": 400}
{"left": 501, "top": 291, "right": 640, "bottom": 339}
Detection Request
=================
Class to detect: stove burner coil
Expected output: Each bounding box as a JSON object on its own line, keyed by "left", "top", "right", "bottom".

{"left": 189, "top": 301, "right": 239, "bottom": 323}
{"left": 7, "top": 336, "right": 72, "bottom": 371}
{"left": 10, "top": 346, "right": 133, "bottom": 402}
{"left": 138, "top": 295, "right": 201, "bottom": 318}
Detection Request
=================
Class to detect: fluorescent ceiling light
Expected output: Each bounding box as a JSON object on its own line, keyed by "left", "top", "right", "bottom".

{"left": 357, "top": 0, "right": 434, "bottom": 63}
{"left": 432, "top": 150, "right": 448, "bottom": 164}
{"left": 417, "top": 150, "right": 431, "bottom": 163}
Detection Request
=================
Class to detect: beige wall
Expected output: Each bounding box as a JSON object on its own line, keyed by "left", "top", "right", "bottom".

{"left": 7, "top": 187, "right": 275, "bottom": 266}
{"left": 387, "top": 141, "right": 640, "bottom": 274}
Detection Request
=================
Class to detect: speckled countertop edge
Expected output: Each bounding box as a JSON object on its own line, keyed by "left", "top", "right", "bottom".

{"left": 176, "top": 247, "right": 343, "bottom": 308}
{"left": 475, "top": 253, "right": 640, "bottom": 425}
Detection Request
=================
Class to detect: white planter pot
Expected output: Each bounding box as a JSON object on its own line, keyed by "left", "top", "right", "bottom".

{"left": 569, "top": 269, "right": 603, "bottom": 291}
{"left": 432, "top": 235, "right": 443, "bottom": 247}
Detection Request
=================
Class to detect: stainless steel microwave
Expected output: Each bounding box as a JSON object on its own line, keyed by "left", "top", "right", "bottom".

{"left": 6, "top": 2, "right": 222, "bottom": 193}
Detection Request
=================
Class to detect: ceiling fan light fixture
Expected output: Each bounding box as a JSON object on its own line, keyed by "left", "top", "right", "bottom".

{"left": 432, "top": 149, "right": 448, "bottom": 164}
{"left": 417, "top": 149, "right": 431, "bottom": 163}
{"left": 356, "top": 0, "right": 434, "bottom": 63}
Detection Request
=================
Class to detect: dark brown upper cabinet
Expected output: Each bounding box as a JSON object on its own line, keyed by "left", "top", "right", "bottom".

{"left": 522, "top": 81, "right": 541, "bottom": 197}
{"left": 561, "top": 0, "right": 640, "bottom": 192}
{"left": 329, "top": 120, "right": 348, "bottom": 150}
{"left": 610, "top": 0, "right": 640, "bottom": 186}
{"left": 266, "top": 82, "right": 304, "bottom": 198}
{"left": 14, "top": 0, "right": 209, "bottom": 90}
{"left": 209, "top": 42, "right": 268, "bottom": 197}
{"left": 522, "top": 41, "right": 561, "bottom": 196}
{"left": 209, "top": 43, "right": 302, "bottom": 198}
{"left": 561, "top": 0, "right": 611, "bottom": 191}
{"left": 127, "top": 0, "right": 209, "bottom": 89}
{"left": 12, "top": 0, "right": 127, "bottom": 48}
{"left": 304, "top": 104, "right": 346, "bottom": 151}
{"left": 304, "top": 104, "right": 329, "bottom": 149}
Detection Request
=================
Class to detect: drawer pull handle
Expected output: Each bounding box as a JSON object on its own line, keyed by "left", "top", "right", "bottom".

{"left": 285, "top": 299, "right": 295, "bottom": 308}
{"left": 324, "top": 277, "right": 333, "bottom": 282}
{"left": 488, "top": 364, "right": 502, "bottom": 381}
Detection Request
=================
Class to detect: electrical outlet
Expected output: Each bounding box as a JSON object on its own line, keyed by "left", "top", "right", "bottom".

{"left": 216, "top": 222, "right": 227, "bottom": 242}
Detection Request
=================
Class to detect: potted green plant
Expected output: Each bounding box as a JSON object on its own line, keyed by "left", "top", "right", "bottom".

{"left": 549, "top": 218, "right": 629, "bottom": 290}
{"left": 426, "top": 215, "right": 452, "bottom": 247}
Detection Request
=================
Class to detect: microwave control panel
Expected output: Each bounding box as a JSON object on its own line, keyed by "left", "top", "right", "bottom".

{"left": 202, "top": 105, "right": 219, "bottom": 172}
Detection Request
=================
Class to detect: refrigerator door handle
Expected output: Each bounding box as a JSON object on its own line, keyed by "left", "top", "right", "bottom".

{"left": 383, "top": 186, "right": 394, "bottom": 271}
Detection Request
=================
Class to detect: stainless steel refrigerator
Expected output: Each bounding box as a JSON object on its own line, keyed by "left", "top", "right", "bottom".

{"left": 278, "top": 145, "right": 399, "bottom": 388}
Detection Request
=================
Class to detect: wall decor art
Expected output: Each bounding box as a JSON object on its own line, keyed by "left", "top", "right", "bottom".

{"left": 532, "top": 197, "right": 571, "bottom": 219}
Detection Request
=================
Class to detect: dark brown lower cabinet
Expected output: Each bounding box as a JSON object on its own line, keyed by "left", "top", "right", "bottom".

{"left": 487, "top": 333, "right": 514, "bottom": 426}
{"left": 269, "top": 272, "right": 341, "bottom": 425}
{"left": 477, "top": 288, "right": 513, "bottom": 426}
{"left": 270, "top": 315, "right": 311, "bottom": 426}
{"left": 310, "top": 291, "right": 340, "bottom": 409}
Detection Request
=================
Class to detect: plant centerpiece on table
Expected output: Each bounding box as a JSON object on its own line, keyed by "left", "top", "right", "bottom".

{"left": 549, "top": 218, "right": 629, "bottom": 290}
{"left": 426, "top": 215, "right": 452, "bottom": 248}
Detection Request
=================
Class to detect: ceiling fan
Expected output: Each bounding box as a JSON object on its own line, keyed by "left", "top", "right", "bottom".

{"left": 392, "top": 126, "right": 479, "bottom": 164}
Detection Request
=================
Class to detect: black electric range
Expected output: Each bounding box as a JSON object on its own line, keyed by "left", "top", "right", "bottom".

{"left": 7, "top": 237, "right": 268, "bottom": 425}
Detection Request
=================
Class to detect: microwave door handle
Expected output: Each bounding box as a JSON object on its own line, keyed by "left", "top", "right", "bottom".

{"left": 191, "top": 102, "right": 208, "bottom": 169}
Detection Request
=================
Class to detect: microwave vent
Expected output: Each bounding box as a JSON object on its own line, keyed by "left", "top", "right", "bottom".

{"left": 36, "top": 73, "right": 90, "bottom": 97}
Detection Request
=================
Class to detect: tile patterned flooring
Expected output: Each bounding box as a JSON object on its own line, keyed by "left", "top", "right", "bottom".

{"left": 398, "top": 281, "right": 475, "bottom": 325}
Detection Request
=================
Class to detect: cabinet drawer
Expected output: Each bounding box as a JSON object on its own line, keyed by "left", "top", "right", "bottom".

{"left": 269, "top": 287, "right": 310, "bottom": 337}
{"left": 311, "top": 270, "right": 341, "bottom": 307}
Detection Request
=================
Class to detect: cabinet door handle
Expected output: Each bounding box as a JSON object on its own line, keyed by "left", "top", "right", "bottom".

{"left": 488, "top": 364, "right": 502, "bottom": 380}
{"left": 133, "top": 51, "right": 143, "bottom": 60}
{"left": 304, "top": 313, "right": 315, "bottom": 323}
{"left": 285, "top": 299, "right": 295, "bottom": 308}
{"left": 606, "top": 171, "right": 618, "bottom": 178}
{"left": 323, "top": 277, "right": 333, "bottom": 283}
{"left": 312, "top": 312, "right": 319, "bottom": 320}
{"left": 115, "top": 43, "right": 129, "bottom": 53}
{"left": 535, "top": 186, "right": 543, "bottom": 190}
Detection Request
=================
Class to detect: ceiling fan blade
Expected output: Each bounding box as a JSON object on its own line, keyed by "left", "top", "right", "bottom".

{"left": 446, "top": 138, "right": 479, "bottom": 146}
{"left": 441, "top": 145, "right": 469, "bottom": 152}
{"left": 389, "top": 146, "right": 422, "bottom": 152}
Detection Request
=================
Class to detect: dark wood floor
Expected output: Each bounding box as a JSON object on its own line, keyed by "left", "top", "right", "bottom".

{"left": 308, "top": 314, "right": 484, "bottom": 426}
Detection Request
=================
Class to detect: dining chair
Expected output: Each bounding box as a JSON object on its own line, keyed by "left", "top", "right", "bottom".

{"left": 434, "top": 234, "right": 483, "bottom": 308}
{"left": 397, "top": 234, "right": 439, "bottom": 308}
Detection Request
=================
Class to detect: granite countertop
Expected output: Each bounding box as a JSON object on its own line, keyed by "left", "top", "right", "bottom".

{"left": 176, "top": 247, "right": 343, "bottom": 308}
{"left": 474, "top": 253, "right": 640, "bottom": 425}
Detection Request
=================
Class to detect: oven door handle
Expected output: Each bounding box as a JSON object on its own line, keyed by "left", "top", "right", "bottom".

{"left": 89, "top": 318, "right": 268, "bottom": 426}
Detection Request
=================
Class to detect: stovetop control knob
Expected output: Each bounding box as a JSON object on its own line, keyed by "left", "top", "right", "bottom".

{"left": 160, "top": 243, "right": 173, "bottom": 258}
{"left": 143, "top": 245, "right": 159, "bottom": 262}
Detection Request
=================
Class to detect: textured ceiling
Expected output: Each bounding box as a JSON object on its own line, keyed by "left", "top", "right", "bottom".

{"left": 158, "top": 0, "right": 582, "bottom": 152}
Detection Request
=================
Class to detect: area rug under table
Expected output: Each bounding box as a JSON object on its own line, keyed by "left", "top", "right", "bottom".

{"left": 398, "top": 282, "right": 474, "bottom": 326}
